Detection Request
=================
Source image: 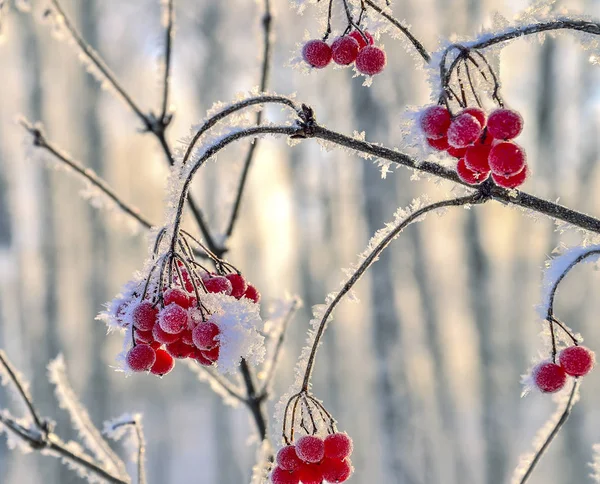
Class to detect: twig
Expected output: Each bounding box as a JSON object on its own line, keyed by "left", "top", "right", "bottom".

{"left": 110, "top": 418, "right": 147, "bottom": 484}
{"left": 240, "top": 359, "right": 269, "bottom": 442}
{"left": 159, "top": 0, "right": 175, "bottom": 122}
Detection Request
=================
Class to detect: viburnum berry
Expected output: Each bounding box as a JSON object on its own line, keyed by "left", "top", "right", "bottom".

{"left": 349, "top": 29, "right": 374, "bottom": 50}
{"left": 427, "top": 137, "right": 449, "bottom": 151}
{"left": 204, "top": 276, "right": 233, "bottom": 295}
{"left": 163, "top": 288, "right": 191, "bottom": 308}
{"left": 464, "top": 144, "right": 492, "bottom": 173}
{"left": 277, "top": 445, "right": 303, "bottom": 471}
{"left": 296, "top": 462, "right": 323, "bottom": 484}
{"left": 134, "top": 329, "right": 154, "bottom": 344}
{"left": 321, "top": 458, "right": 352, "bottom": 483}
{"left": 302, "top": 40, "right": 332, "bottom": 69}
{"left": 180, "top": 329, "right": 194, "bottom": 346}
{"left": 159, "top": 304, "right": 187, "bottom": 334}
{"left": 324, "top": 433, "right": 353, "bottom": 460}
{"left": 491, "top": 166, "right": 527, "bottom": 189}
{"left": 488, "top": 142, "right": 526, "bottom": 176}
{"left": 462, "top": 107, "right": 486, "bottom": 127}
{"left": 331, "top": 36, "right": 360, "bottom": 65}
{"left": 420, "top": 106, "right": 451, "bottom": 140}
{"left": 447, "top": 145, "right": 467, "bottom": 159}
{"left": 447, "top": 113, "right": 482, "bottom": 148}
{"left": 202, "top": 345, "right": 220, "bottom": 363}
{"left": 126, "top": 344, "right": 156, "bottom": 372}
{"left": 270, "top": 466, "right": 300, "bottom": 484}
{"left": 150, "top": 349, "right": 175, "bottom": 376}
{"left": 559, "top": 346, "right": 595, "bottom": 377}
{"left": 165, "top": 340, "right": 194, "bottom": 359}
{"left": 533, "top": 361, "right": 567, "bottom": 393}
{"left": 152, "top": 323, "right": 181, "bottom": 344}
{"left": 356, "top": 46, "right": 386, "bottom": 76}
{"left": 192, "top": 321, "right": 220, "bottom": 350}
{"left": 295, "top": 435, "right": 325, "bottom": 464}
{"left": 190, "top": 348, "right": 213, "bottom": 366}
{"left": 487, "top": 108, "right": 523, "bottom": 140}
{"left": 226, "top": 273, "right": 248, "bottom": 299}
{"left": 244, "top": 284, "right": 261, "bottom": 303}
{"left": 149, "top": 341, "right": 161, "bottom": 350}
{"left": 131, "top": 301, "right": 158, "bottom": 331}
{"left": 456, "top": 158, "right": 488, "bottom": 185}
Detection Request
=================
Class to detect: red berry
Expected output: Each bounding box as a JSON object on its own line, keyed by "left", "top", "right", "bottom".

{"left": 159, "top": 304, "right": 187, "bottom": 334}
{"left": 355, "top": 45, "right": 386, "bottom": 76}
{"left": 202, "top": 346, "right": 220, "bottom": 363}
{"left": 226, "top": 273, "right": 248, "bottom": 299}
{"left": 462, "top": 107, "right": 486, "bottom": 127}
{"left": 447, "top": 113, "right": 482, "bottom": 148}
{"left": 324, "top": 433, "right": 353, "bottom": 460}
{"left": 302, "top": 40, "right": 332, "bottom": 69}
{"left": 487, "top": 109, "right": 523, "bottom": 140}
{"left": 126, "top": 344, "right": 156, "bottom": 372}
{"left": 464, "top": 144, "right": 491, "bottom": 173}
{"left": 491, "top": 166, "right": 528, "bottom": 189}
{"left": 180, "top": 329, "right": 194, "bottom": 345}
{"left": 163, "top": 288, "right": 191, "bottom": 308}
{"left": 559, "top": 346, "right": 595, "bottom": 377}
{"left": 149, "top": 341, "right": 161, "bottom": 350}
{"left": 192, "top": 321, "right": 220, "bottom": 350}
{"left": 277, "top": 445, "right": 303, "bottom": 471}
{"left": 295, "top": 435, "right": 325, "bottom": 464}
{"left": 533, "top": 361, "right": 567, "bottom": 393}
{"left": 331, "top": 36, "right": 360, "bottom": 65}
{"left": 204, "top": 276, "right": 233, "bottom": 295}
{"left": 152, "top": 323, "right": 181, "bottom": 344}
{"left": 447, "top": 145, "right": 467, "bottom": 158}
{"left": 296, "top": 462, "right": 323, "bottom": 484}
{"left": 479, "top": 130, "right": 495, "bottom": 146}
{"left": 150, "top": 349, "right": 175, "bottom": 376}
{"left": 349, "top": 30, "right": 374, "bottom": 50}
{"left": 131, "top": 301, "right": 158, "bottom": 331}
{"left": 165, "top": 340, "right": 194, "bottom": 359}
{"left": 244, "top": 284, "right": 261, "bottom": 303}
{"left": 456, "top": 158, "right": 488, "bottom": 185}
{"left": 134, "top": 329, "right": 154, "bottom": 344}
{"left": 427, "top": 137, "right": 449, "bottom": 151}
{"left": 420, "top": 106, "right": 451, "bottom": 140}
{"left": 191, "top": 348, "right": 213, "bottom": 366}
{"left": 270, "top": 467, "right": 300, "bottom": 484}
{"left": 321, "top": 458, "right": 352, "bottom": 483}
{"left": 488, "top": 142, "right": 526, "bottom": 176}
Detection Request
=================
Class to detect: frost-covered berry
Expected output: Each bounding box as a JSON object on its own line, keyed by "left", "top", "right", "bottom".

{"left": 420, "top": 106, "right": 451, "bottom": 140}
{"left": 165, "top": 340, "right": 194, "bottom": 359}
{"left": 150, "top": 349, "right": 175, "bottom": 376}
{"left": 324, "top": 433, "right": 353, "bottom": 460}
{"left": 302, "top": 40, "right": 332, "bottom": 69}
{"left": 331, "top": 36, "right": 360, "bottom": 65}
{"left": 150, "top": 341, "right": 161, "bottom": 350}
{"left": 134, "top": 329, "right": 154, "bottom": 344}
{"left": 462, "top": 107, "right": 486, "bottom": 127}
{"left": 464, "top": 144, "right": 491, "bottom": 173}
{"left": 159, "top": 304, "right": 187, "bottom": 334}
{"left": 488, "top": 142, "right": 526, "bottom": 176}
{"left": 126, "top": 344, "right": 156, "bottom": 372}
{"left": 447, "top": 145, "right": 467, "bottom": 159}
{"left": 559, "top": 346, "right": 595, "bottom": 377}
{"left": 202, "top": 345, "right": 220, "bottom": 363}
{"left": 533, "top": 361, "right": 567, "bottom": 393}
{"left": 491, "top": 166, "right": 527, "bottom": 189}
{"left": 356, "top": 46, "right": 386, "bottom": 76}
{"left": 204, "top": 276, "right": 233, "bottom": 295}
{"left": 321, "top": 458, "right": 352, "bottom": 483}
{"left": 132, "top": 301, "right": 158, "bottom": 331}
{"left": 270, "top": 466, "right": 300, "bottom": 484}
{"left": 447, "top": 113, "right": 482, "bottom": 148}
{"left": 191, "top": 348, "right": 213, "bottom": 366}
{"left": 180, "top": 329, "right": 194, "bottom": 345}
{"left": 295, "top": 435, "right": 325, "bottom": 463}
{"left": 244, "top": 284, "right": 261, "bottom": 303}
{"left": 163, "top": 288, "right": 191, "bottom": 308}
{"left": 277, "top": 445, "right": 303, "bottom": 471}
{"left": 349, "top": 29, "right": 374, "bottom": 50}
{"left": 226, "top": 273, "right": 248, "bottom": 299}
{"left": 152, "top": 323, "right": 181, "bottom": 344}
{"left": 296, "top": 462, "right": 323, "bottom": 484}
{"left": 487, "top": 109, "right": 523, "bottom": 140}
{"left": 192, "top": 321, "right": 220, "bottom": 350}
{"left": 456, "top": 158, "right": 488, "bottom": 185}
{"left": 427, "top": 137, "right": 449, "bottom": 151}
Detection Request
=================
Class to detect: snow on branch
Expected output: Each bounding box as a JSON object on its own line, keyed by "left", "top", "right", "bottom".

{"left": 103, "top": 414, "right": 147, "bottom": 484}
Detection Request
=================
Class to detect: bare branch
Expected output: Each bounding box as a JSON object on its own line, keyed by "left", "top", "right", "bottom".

{"left": 159, "top": 0, "right": 175, "bottom": 122}
{"left": 106, "top": 416, "right": 147, "bottom": 484}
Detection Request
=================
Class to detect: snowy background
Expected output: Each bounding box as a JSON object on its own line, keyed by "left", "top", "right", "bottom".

{"left": 1, "top": 0, "right": 600, "bottom": 482}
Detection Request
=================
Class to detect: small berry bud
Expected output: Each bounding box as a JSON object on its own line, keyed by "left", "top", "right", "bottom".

{"left": 559, "top": 346, "right": 595, "bottom": 377}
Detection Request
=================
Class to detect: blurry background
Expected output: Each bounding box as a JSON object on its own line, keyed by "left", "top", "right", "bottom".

{"left": 1, "top": 0, "right": 600, "bottom": 482}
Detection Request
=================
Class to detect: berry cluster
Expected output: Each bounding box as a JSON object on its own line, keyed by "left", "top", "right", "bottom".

{"left": 302, "top": 30, "right": 386, "bottom": 76}
{"left": 420, "top": 105, "right": 528, "bottom": 189}
{"left": 271, "top": 433, "right": 354, "bottom": 484}
{"left": 531, "top": 345, "right": 595, "bottom": 393}
{"left": 117, "top": 270, "right": 261, "bottom": 377}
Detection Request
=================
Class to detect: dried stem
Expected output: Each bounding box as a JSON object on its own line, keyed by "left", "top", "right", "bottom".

{"left": 110, "top": 418, "right": 147, "bottom": 484}
{"left": 160, "top": 0, "right": 175, "bottom": 122}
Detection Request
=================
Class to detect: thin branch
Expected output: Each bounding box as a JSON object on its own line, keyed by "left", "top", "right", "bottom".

{"left": 160, "top": 0, "right": 175, "bottom": 122}
{"left": 363, "top": 0, "right": 430, "bottom": 63}
{"left": 110, "top": 419, "right": 147, "bottom": 484}
{"left": 240, "top": 359, "right": 269, "bottom": 443}
{"left": 518, "top": 380, "right": 579, "bottom": 484}
{"left": 197, "top": 364, "right": 247, "bottom": 403}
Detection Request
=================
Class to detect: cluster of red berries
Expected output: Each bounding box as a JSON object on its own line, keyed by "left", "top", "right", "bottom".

{"left": 122, "top": 271, "right": 260, "bottom": 377}
{"left": 532, "top": 345, "right": 595, "bottom": 393}
{"left": 302, "top": 30, "right": 386, "bottom": 76}
{"left": 271, "top": 433, "right": 353, "bottom": 484}
{"left": 420, "top": 105, "right": 528, "bottom": 189}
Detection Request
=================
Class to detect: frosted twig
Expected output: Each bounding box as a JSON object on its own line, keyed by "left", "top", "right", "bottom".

{"left": 159, "top": 0, "right": 174, "bottom": 122}
{"left": 191, "top": 363, "right": 246, "bottom": 403}
{"left": 106, "top": 417, "right": 147, "bottom": 484}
